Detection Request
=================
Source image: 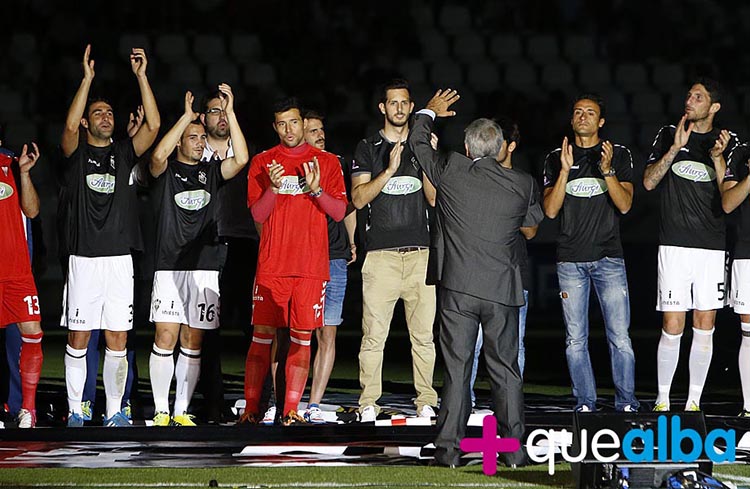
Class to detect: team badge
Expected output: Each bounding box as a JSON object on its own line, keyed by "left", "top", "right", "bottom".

{"left": 198, "top": 170, "right": 207, "bottom": 184}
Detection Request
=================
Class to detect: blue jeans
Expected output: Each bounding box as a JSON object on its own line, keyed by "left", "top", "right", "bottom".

{"left": 470, "top": 290, "right": 528, "bottom": 406}
{"left": 324, "top": 259, "right": 348, "bottom": 326}
{"left": 557, "top": 257, "right": 638, "bottom": 411}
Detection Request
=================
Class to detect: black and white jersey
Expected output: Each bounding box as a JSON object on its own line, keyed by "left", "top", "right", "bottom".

{"left": 647, "top": 125, "right": 739, "bottom": 250}
{"left": 725, "top": 143, "right": 750, "bottom": 258}
{"left": 152, "top": 159, "right": 225, "bottom": 271}
{"left": 59, "top": 140, "right": 142, "bottom": 257}
{"left": 543, "top": 141, "right": 633, "bottom": 262}
{"left": 352, "top": 132, "right": 430, "bottom": 251}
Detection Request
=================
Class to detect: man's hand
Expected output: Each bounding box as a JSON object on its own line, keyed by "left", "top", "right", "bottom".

{"left": 304, "top": 157, "right": 321, "bottom": 193}
{"left": 710, "top": 129, "right": 731, "bottom": 160}
{"left": 425, "top": 88, "right": 460, "bottom": 118}
{"left": 600, "top": 140, "right": 613, "bottom": 173}
{"left": 560, "top": 137, "right": 574, "bottom": 174}
{"left": 268, "top": 160, "right": 285, "bottom": 193}
{"left": 18, "top": 143, "right": 40, "bottom": 174}
{"left": 348, "top": 244, "right": 357, "bottom": 265}
{"left": 83, "top": 44, "right": 95, "bottom": 81}
{"left": 130, "top": 48, "right": 148, "bottom": 78}
{"left": 387, "top": 141, "right": 404, "bottom": 173}
{"left": 127, "top": 105, "right": 145, "bottom": 138}
{"left": 217, "top": 83, "right": 234, "bottom": 116}
{"left": 672, "top": 114, "right": 694, "bottom": 151}
{"left": 183, "top": 91, "right": 199, "bottom": 119}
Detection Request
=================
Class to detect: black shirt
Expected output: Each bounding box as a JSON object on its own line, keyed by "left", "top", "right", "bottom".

{"left": 59, "top": 140, "right": 142, "bottom": 257}
{"left": 352, "top": 132, "right": 430, "bottom": 252}
{"left": 647, "top": 125, "right": 738, "bottom": 251}
{"left": 152, "top": 159, "right": 225, "bottom": 271}
{"left": 328, "top": 156, "right": 352, "bottom": 261}
{"left": 543, "top": 141, "right": 633, "bottom": 262}
{"left": 725, "top": 143, "right": 750, "bottom": 258}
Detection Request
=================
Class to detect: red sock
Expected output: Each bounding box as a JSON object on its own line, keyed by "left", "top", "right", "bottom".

{"left": 244, "top": 332, "right": 274, "bottom": 414}
{"left": 20, "top": 332, "right": 43, "bottom": 412}
{"left": 284, "top": 330, "right": 312, "bottom": 416}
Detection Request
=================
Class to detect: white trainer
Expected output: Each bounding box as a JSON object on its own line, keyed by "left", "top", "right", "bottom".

{"left": 418, "top": 405, "right": 436, "bottom": 418}
{"left": 262, "top": 405, "right": 277, "bottom": 425}
{"left": 360, "top": 406, "right": 376, "bottom": 423}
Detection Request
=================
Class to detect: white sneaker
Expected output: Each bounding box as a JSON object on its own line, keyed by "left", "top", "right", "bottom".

{"left": 418, "top": 405, "right": 436, "bottom": 418}
{"left": 304, "top": 406, "right": 326, "bottom": 424}
{"left": 360, "top": 406, "right": 376, "bottom": 423}
{"left": 262, "top": 405, "right": 277, "bottom": 425}
{"left": 17, "top": 409, "right": 36, "bottom": 428}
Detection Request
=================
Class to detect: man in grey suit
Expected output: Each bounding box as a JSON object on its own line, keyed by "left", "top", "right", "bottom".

{"left": 409, "top": 89, "right": 543, "bottom": 468}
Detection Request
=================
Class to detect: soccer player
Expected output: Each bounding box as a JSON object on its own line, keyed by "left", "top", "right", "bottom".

{"left": 148, "top": 86, "right": 249, "bottom": 426}
{"left": 302, "top": 111, "right": 357, "bottom": 423}
{"left": 0, "top": 142, "right": 43, "bottom": 428}
{"left": 543, "top": 94, "right": 639, "bottom": 413}
{"left": 243, "top": 97, "right": 347, "bottom": 425}
{"left": 351, "top": 79, "right": 438, "bottom": 422}
{"left": 720, "top": 142, "right": 750, "bottom": 416}
{"left": 643, "top": 78, "right": 738, "bottom": 412}
{"left": 60, "top": 44, "right": 160, "bottom": 427}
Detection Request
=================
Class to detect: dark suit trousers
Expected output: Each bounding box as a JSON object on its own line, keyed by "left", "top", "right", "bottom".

{"left": 434, "top": 288, "right": 525, "bottom": 467}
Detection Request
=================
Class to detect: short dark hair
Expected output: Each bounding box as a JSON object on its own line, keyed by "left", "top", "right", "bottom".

{"left": 573, "top": 93, "right": 606, "bottom": 119}
{"left": 495, "top": 116, "right": 520, "bottom": 146}
{"left": 303, "top": 109, "right": 325, "bottom": 122}
{"left": 272, "top": 96, "right": 303, "bottom": 117}
{"left": 380, "top": 78, "right": 411, "bottom": 104}
{"left": 201, "top": 90, "right": 223, "bottom": 114}
{"left": 691, "top": 77, "right": 722, "bottom": 104}
{"left": 84, "top": 96, "right": 112, "bottom": 119}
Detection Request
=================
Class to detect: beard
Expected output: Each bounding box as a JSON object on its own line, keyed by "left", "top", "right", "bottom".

{"left": 386, "top": 113, "right": 409, "bottom": 128}
{"left": 208, "top": 124, "right": 229, "bottom": 139}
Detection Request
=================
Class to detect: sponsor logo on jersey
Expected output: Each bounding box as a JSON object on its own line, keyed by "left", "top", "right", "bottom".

{"left": 86, "top": 173, "right": 116, "bottom": 194}
{"left": 565, "top": 177, "right": 607, "bottom": 198}
{"left": 0, "top": 182, "right": 14, "bottom": 200}
{"left": 672, "top": 160, "right": 715, "bottom": 182}
{"left": 277, "top": 175, "right": 310, "bottom": 195}
{"left": 174, "top": 189, "right": 211, "bottom": 211}
{"left": 381, "top": 176, "right": 422, "bottom": 195}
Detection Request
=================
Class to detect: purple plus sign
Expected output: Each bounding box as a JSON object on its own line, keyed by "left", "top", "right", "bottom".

{"left": 459, "top": 414, "right": 521, "bottom": 475}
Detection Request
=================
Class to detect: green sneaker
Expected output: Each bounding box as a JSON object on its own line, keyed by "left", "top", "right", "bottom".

{"left": 172, "top": 413, "right": 197, "bottom": 426}
{"left": 653, "top": 401, "right": 669, "bottom": 412}
{"left": 81, "top": 400, "right": 93, "bottom": 421}
{"left": 685, "top": 401, "right": 700, "bottom": 412}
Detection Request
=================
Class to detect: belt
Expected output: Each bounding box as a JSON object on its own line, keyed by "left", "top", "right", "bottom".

{"left": 381, "top": 246, "right": 426, "bottom": 253}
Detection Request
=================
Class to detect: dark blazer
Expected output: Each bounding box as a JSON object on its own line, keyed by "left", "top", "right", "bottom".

{"left": 408, "top": 112, "right": 543, "bottom": 306}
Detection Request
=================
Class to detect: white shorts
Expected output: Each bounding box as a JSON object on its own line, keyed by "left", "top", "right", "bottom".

{"left": 149, "top": 270, "right": 220, "bottom": 330}
{"left": 61, "top": 255, "right": 134, "bottom": 331}
{"left": 657, "top": 245, "right": 727, "bottom": 312}
{"left": 731, "top": 259, "right": 750, "bottom": 314}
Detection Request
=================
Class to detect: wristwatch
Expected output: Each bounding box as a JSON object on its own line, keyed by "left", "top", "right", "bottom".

{"left": 600, "top": 167, "right": 616, "bottom": 177}
{"left": 309, "top": 188, "right": 323, "bottom": 198}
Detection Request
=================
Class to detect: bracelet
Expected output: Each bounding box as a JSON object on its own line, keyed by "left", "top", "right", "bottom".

{"left": 309, "top": 188, "right": 323, "bottom": 198}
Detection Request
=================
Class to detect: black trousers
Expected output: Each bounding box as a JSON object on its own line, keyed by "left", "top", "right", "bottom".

{"left": 434, "top": 288, "right": 525, "bottom": 467}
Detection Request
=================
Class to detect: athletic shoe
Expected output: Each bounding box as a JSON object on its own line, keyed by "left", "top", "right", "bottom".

{"left": 738, "top": 410, "right": 750, "bottom": 418}
{"left": 172, "top": 413, "right": 197, "bottom": 426}
{"left": 653, "top": 401, "right": 669, "bottom": 412}
{"left": 360, "top": 406, "right": 376, "bottom": 423}
{"left": 238, "top": 411, "right": 261, "bottom": 425}
{"left": 17, "top": 409, "right": 36, "bottom": 429}
{"left": 418, "top": 405, "right": 436, "bottom": 418}
{"left": 622, "top": 405, "right": 639, "bottom": 413}
{"left": 575, "top": 405, "right": 592, "bottom": 413}
{"left": 685, "top": 401, "right": 700, "bottom": 412}
{"left": 81, "top": 400, "right": 93, "bottom": 421}
{"left": 104, "top": 411, "right": 131, "bottom": 427}
{"left": 261, "top": 405, "right": 277, "bottom": 425}
{"left": 152, "top": 411, "right": 171, "bottom": 427}
{"left": 304, "top": 406, "right": 326, "bottom": 424}
{"left": 67, "top": 412, "right": 84, "bottom": 427}
{"left": 121, "top": 401, "right": 132, "bottom": 420}
{"left": 281, "top": 410, "right": 306, "bottom": 426}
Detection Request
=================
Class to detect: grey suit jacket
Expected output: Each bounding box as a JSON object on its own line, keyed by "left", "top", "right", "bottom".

{"left": 409, "top": 113, "right": 544, "bottom": 306}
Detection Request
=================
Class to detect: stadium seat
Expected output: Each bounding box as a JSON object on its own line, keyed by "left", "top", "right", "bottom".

{"left": 488, "top": 34, "right": 523, "bottom": 63}
{"left": 603, "top": 122, "right": 635, "bottom": 147}
{"left": 398, "top": 59, "right": 427, "bottom": 85}
{"left": 438, "top": 4, "right": 472, "bottom": 35}
{"left": 118, "top": 33, "right": 151, "bottom": 58}
{"left": 614, "top": 63, "right": 649, "bottom": 91}
{"left": 505, "top": 62, "right": 538, "bottom": 90}
{"left": 541, "top": 62, "right": 575, "bottom": 88}
{"left": 629, "top": 91, "right": 665, "bottom": 121}
{"left": 154, "top": 33, "right": 189, "bottom": 64}
{"left": 429, "top": 60, "right": 463, "bottom": 87}
{"left": 168, "top": 62, "right": 203, "bottom": 85}
{"left": 563, "top": 35, "right": 598, "bottom": 63}
{"left": 651, "top": 64, "right": 684, "bottom": 92}
{"left": 578, "top": 62, "right": 612, "bottom": 91}
{"left": 452, "top": 32, "right": 486, "bottom": 62}
{"left": 205, "top": 61, "right": 240, "bottom": 87}
{"left": 229, "top": 33, "right": 262, "bottom": 62}
{"left": 419, "top": 29, "right": 451, "bottom": 62}
{"left": 467, "top": 64, "right": 500, "bottom": 93}
{"left": 193, "top": 35, "right": 227, "bottom": 65}
{"left": 526, "top": 35, "right": 560, "bottom": 63}
{"left": 243, "top": 63, "right": 277, "bottom": 87}
{"left": 599, "top": 89, "right": 629, "bottom": 120}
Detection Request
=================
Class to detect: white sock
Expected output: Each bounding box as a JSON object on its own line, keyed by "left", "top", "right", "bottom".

{"left": 149, "top": 344, "right": 174, "bottom": 414}
{"left": 656, "top": 330, "right": 682, "bottom": 407}
{"left": 740, "top": 323, "right": 750, "bottom": 411}
{"left": 173, "top": 347, "right": 201, "bottom": 416}
{"left": 686, "top": 327, "right": 714, "bottom": 409}
{"left": 65, "top": 345, "right": 87, "bottom": 415}
{"left": 103, "top": 348, "right": 128, "bottom": 419}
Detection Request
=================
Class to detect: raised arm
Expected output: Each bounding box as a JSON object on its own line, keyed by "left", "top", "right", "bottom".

{"left": 150, "top": 91, "right": 198, "bottom": 178}
{"left": 217, "top": 84, "right": 250, "bottom": 180}
{"left": 129, "top": 48, "right": 161, "bottom": 157}
{"left": 17, "top": 143, "right": 40, "bottom": 218}
{"left": 61, "top": 45, "right": 95, "bottom": 157}
{"left": 643, "top": 116, "right": 692, "bottom": 191}
{"left": 600, "top": 141, "right": 634, "bottom": 214}
{"left": 542, "top": 139, "right": 572, "bottom": 219}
